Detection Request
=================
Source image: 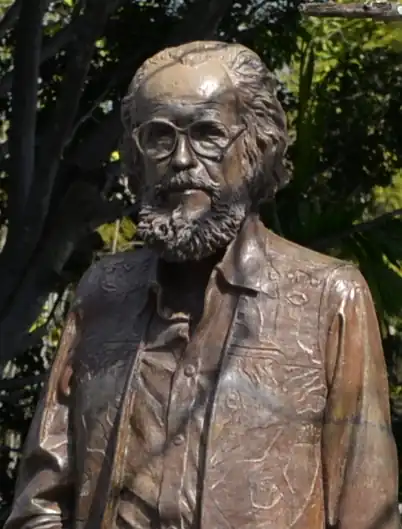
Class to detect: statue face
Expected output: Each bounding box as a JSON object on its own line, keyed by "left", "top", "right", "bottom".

{"left": 134, "top": 61, "right": 252, "bottom": 262}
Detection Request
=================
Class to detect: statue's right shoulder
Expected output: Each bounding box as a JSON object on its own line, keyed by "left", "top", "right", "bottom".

{"left": 72, "top": 247, "right": 156, "bottom": 309}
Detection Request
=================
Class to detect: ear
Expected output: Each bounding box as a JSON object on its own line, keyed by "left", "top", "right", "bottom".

{"left": 261, "top": 135, "right": 277, "bottom": 173}
{"left": 119, "top": 129, "right": 142, "bottom": 196}
{"left": 271, "top": 136, "right": 290, "bottom": 192}
{"left": 263, "top": 135, "right": 289, "bottom": 192}
{"left": 259, "top": 136, "right": 279, "bottom": 199}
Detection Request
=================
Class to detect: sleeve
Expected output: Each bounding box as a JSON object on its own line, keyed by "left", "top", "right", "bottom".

{"left": 322, "top": 266, "right": 400, "bottom": 529}
{"left": 4, "top": 311, "right": 78, "bottom": 529}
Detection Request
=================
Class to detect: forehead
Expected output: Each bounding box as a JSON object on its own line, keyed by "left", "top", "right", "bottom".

{"left": 134, "top": 60, "right": 239, "bottom": 123}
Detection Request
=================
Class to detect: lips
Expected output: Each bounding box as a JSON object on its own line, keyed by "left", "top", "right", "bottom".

{"left": 161, "top": 185, "right": 210, "bottom": 198}
{"left": 161, "top": 187, "right": 211, "bottom": 214}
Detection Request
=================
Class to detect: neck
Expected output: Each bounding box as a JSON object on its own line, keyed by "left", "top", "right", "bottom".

{"left": 159, "top": 249, "right": 224, "bottom": 290}
{"left": 158, "top": 249, "right": 225, "bottom": 321}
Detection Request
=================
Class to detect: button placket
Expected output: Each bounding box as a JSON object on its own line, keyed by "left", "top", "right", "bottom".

{"left": 183, "top": 364, "right": 196, "bottom": 377}
{"left": 158, "top": 346, "right": 200, "bottom": 529}
{"left": 173, "top": 434, "right": 185, "bottom": 446}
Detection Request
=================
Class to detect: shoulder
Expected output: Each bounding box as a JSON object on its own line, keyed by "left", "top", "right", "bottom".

{"left": 265, "top": 229, "right": 345, "bottom": 271}
{"left": 324, "top": 263, "right": 372, "bottom": 310}
{"left": 71, "top": 247, "right": 156, "bottom": 309}
{"left": 263, "top": 228, "right": 371, "bottom": 297}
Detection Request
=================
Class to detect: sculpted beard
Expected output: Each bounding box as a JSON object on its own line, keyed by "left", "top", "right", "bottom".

{"left": 136, "top": 170, "right": 251, "bottom": 262}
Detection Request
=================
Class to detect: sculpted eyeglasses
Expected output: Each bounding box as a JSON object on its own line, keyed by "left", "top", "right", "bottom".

{"left": 132, "top": 118, "right": 246, "bottom": 163}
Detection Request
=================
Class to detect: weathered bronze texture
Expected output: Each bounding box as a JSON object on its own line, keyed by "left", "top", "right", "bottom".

{"left": 5, "top": 41, "right": 400, "bottom": 529}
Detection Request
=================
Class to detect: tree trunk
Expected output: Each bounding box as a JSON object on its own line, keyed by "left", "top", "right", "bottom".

{"left": 299, "top": 1, "right": 402, "bottom": 21}
{"left": 0, "top": 0, "right": 235, "bottom": 368}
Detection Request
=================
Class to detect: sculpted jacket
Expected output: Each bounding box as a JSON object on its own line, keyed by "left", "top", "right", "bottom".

{"left": 4, "top": 215, "right": 400, "bottom": 529}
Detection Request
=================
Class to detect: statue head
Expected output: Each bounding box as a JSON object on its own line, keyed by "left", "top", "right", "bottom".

{"left": 121, "top": 40, "right": 289, "bottom": 262}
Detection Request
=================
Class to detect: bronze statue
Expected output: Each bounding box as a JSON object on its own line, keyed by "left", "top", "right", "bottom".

{"left": 4, "top": 41, "right": 400, "bottom": 529}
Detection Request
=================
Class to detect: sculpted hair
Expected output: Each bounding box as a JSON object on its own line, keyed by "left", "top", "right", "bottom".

{"left": 120, "top": 41, "right": 289, "bottom": 203}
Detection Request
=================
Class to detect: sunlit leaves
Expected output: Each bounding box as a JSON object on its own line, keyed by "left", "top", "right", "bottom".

{"left": 373, "top": 170, "right": 402, "bottom": 214}
{"left": 97, "top": 217, "right": 136, "bottom": 253}
{"left": 275, "top": 5, "right": 402, "bottom": 331}
{"left": 0, "top": 1, "right": 14, "bottom": 17}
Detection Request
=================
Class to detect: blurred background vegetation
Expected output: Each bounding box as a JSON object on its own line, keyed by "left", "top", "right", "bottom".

{"left": 1, "top": 0, "right": 402, "bottom": 522}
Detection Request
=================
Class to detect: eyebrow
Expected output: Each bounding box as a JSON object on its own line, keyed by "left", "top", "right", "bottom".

{"left": 191, "top": 104, "right": 222, "bottom": 120}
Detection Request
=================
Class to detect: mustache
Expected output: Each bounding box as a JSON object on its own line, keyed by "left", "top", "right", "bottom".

{"left": 153, "top": 172, "right": 220, "bottom": 198}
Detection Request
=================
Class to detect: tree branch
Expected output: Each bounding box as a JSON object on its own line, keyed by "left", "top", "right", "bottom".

{"left": 64, "top": 79, "right": 123, "bottom": 151}
{"left": 0, "top": 0, "right": 21, "bottom": 40}
{"left": 0, "top": 0, "right": 123, "bottom": 317}
{"left": 165, "top": 0, "right": 235, "bottom": 45}
{"left": 0, "top": 373, "right": 46, "bottom": 391}
{"left": 6, "top": 0, "right": 48, "bottom": 233}
{"left": 14, "top": 289, "right": 64, "bottom": 355}
{"left": 0, "top": 142, "right": 7, "bottom": 164}
{"left": 0, "top": 0, "right": 240, "bottom": 364}
{"left": 0, "top": 15, "right": 83, "bottom": 98}
{"left": 69, "top": 107, "right": 122, "bottom": 170}
{"left": 0, "top": 180, "right": 123, "bottom": 366}
{"left": 312, "top": 208, "right": 402, "bottom": 250}
{"left": 247, "top": 0, "right": 271, "bottom": 20}
{"left": 0, "top": 0, "right": 54, "bottom": 42}
{"left": 35, "top": 0, "right": 122, "bottom": 187}
{"left": 299, "top": 1, "right": 402, "bottom": 21}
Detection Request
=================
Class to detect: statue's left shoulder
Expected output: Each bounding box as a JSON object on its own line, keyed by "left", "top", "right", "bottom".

{"left": 264, "top": 228, "right": 351, "bottom": 280}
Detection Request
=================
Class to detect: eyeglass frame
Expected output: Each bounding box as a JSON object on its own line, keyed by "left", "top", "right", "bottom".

{"left": 132, "top": 117, "right": 247, "bottom": 164}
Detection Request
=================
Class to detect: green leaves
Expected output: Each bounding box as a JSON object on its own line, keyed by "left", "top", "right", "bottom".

{"left": 292, "top": 39, "right": 317, "bottom": 192}
{"left": 346, "top": 229, "right": 402, "bottom": 324}
{"left": 271, "top": 9, "right": 402, "bottom": 332}
{"left": 97, "top": 217, "right": 136, "bottom": 254}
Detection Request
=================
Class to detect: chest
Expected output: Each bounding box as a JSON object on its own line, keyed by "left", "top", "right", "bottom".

{"left": 72, "top": 272, "right": 328, "bottom": 442}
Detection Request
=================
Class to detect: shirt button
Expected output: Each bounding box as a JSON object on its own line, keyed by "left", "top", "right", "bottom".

{"left": 183, "top": 364, "right": 196, "bottom": 377}
{"left": 173, "top": 434, "right": 185, "bottom": 446}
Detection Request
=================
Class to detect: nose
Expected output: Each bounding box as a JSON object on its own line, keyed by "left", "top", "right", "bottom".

{"left": 171, "top": 135, "right": 197, "bottom": 172}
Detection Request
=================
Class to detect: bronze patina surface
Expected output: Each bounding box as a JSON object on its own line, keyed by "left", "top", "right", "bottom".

{"left": 5, "top": 41, "right": 400, "bottom": 529}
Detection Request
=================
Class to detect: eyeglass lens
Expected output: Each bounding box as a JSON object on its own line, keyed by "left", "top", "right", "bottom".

{"left": 136, "top": 120, "right": 232, "bottom": 160}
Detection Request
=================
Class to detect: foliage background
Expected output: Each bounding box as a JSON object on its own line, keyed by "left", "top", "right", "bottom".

{"left": 1, "top": 0, "right": 402, "bottom": 522}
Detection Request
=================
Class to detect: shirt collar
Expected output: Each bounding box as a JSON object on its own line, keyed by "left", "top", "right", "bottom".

{"left": 145, "top": 214, "right": 276, "bottom": 297}
{"left": 216, "top": 214, "right": 276, "bottom": 295}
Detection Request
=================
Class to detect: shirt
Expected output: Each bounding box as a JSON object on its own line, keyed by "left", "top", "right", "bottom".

{"left": 116, "top": 270, "right": 237, "bottom": 529}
